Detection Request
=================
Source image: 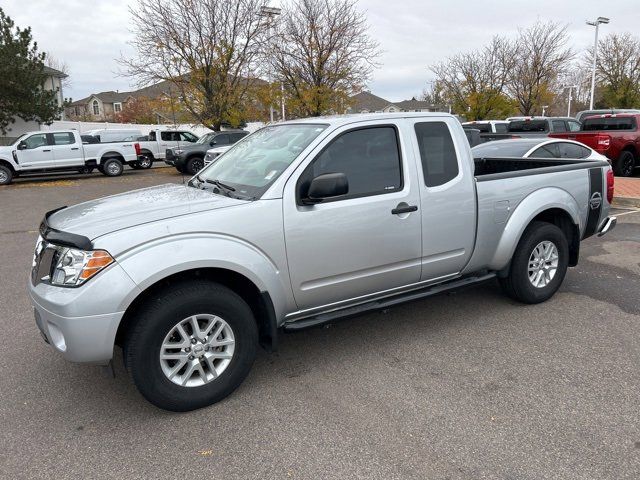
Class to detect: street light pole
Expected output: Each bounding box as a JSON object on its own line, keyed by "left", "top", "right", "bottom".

{"left": 542, "top": 105, "right": 549, "bottom": 117}
{"left": 260, "top": 6, "right": 282, "bottom": 123}
{"left": 564, "top": 85, "right": 578, "bottom": 117}
{"left": 586, "top": 16, "right": 610, "bottom": 110}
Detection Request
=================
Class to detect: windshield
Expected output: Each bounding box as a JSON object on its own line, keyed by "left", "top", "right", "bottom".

{"left": 196, "top": 133, "right": 214, "bottom": 144}
{"left": 508, "top": 120, "right": 549, "bottom": 133}
{"left": 196, "top": 124, "right": 327, "bottom": 199}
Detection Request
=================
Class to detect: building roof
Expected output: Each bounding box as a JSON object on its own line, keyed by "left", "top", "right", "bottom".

{"left": 395, "top": 97, "right": 435, "bottom": 111}
{"left": 69, "top": 91, "right": 134, "bottom": 106}
{"left": 42, "top": 65, "right": 68, "bottom": 78}
{"left": 349, "top": 91, "right": 394, "bottom": 112}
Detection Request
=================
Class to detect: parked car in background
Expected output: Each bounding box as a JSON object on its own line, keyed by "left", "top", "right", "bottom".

{"left": 507, "top": 117, "right": 582, "bottom": 137}
{"left": 29, "top": 113, "right": 616, "bottom": 410}
{"left": 462, "top": 120, "right": 509, "bottom": 133}
{"left": 203, "top": 145, "right": 233, "bottom": 168}
{"left": 550, "top": 113, "right": 640, "bottom": 177}
{"left": 472, "top": 138, "right": 608, "bottom": 162}
{"left": 82, "top": 129, "right": 152, "bottom": 169}
{"left": 165, "top": 130, "right": 248, "bottom": 175}
{"left": 575, "top": 109, "right": 640, "bottom": 123}
{"left": 83, "top": 129, "right": 143, "bottom": 143}
{"left": 137, "top": 129, "right": 199, "bottom": 165}
{"left": 0, "top": 130, "right": 140, "bottom": 185}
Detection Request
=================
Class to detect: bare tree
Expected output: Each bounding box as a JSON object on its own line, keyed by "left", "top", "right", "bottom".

{"left": 430, "top": 36, "right": 517, "bottom": 119}
{"left": 119, "top": 0, "right": 269, "bottom": 130}
{"left": 508, "top": 22, "right": 574, "bottom": 116}
{"left": 269, "top": 0, "right": 380, "bottom": 117}
{"left": 591, "top": 32, "right": 640, "bottom": 108}
{"left": 45, "top": 52, "right": 71, "bottom": 90}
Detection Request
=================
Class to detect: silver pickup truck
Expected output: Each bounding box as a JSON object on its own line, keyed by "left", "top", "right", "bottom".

{"left": 28, "top": 113, "right": 616, "bottom": 411}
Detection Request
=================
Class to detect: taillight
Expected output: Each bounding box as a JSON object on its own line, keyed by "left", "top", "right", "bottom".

{"left": 596, "top": 134, "right": 610, "bottom": 150}
{"left": 134, "top": 142, "right": 141, "bottom": 155}
{"left": 606, "top": 169, "right": 614, "bottom": 204}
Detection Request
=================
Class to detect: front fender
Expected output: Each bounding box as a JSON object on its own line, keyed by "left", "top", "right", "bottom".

{"left": 488, "top": 187, "right": 582, "bottom": 271}
{"left": 113, "top": 233, "right": 291, "bottom": 320}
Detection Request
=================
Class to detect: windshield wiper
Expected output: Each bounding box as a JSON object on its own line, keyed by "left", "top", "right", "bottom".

{"left": 195, "top": 175, "right": 237, "bottom": 196}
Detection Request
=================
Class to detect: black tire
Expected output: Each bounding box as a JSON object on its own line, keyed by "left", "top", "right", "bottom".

{"left": 77, "top": 166, "right": 95, "bottom": 174}
{"left": 0, "top": 164, "right": 14, "bottom": 185}
{"left": 124, "top": 281, "right": 258, "bottom": 411}
{"left": 175, "top": 165, "right": 186, "bottom": 174}
{"left": 186, "top": 156, "right": 204, "bottom": 175}
{"left": 130, "top": 162, "right": 143, "bottom": 170}
{"left": 614, "top": 151, "right": 635, "bottom": 177}
{"left": 499, "top": 221, "right": 569, "bottom": 304}
{"left": 138, "top": 155, "right": 153, "bottom": 169}
{"left": 101, "top": 158, "right": 124, "bottom": 177}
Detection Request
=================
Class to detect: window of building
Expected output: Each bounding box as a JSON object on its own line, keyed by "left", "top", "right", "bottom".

{"left": 300, "top": 126, "right": 403, "bottom": 200}
{"left": 414, "top": 122, "right": 459, "bottom": 187}
{"left": 113, "top": 102, "right": 122, "bottom": 113}
{"left": 92, "top": 100, "right": 100, "bottom": 115}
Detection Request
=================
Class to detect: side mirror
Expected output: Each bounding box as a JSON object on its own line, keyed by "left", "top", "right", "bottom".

{"left": 17, "top": 141, "right": 27, "bottom": 150}
{"left": 210, "top": 140, "right": 217, "bottom": 146}
{"left": 303, "top": 173, "right": 349, "bottom": 204}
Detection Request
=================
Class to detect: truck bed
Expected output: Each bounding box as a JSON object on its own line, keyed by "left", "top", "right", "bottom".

{"left": 473, "top": 157, "right": 609, "bottom": 180}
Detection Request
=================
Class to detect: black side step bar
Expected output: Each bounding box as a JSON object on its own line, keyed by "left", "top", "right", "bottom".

{"left": 283, "top": 272, "right": 496, "bottom": 332}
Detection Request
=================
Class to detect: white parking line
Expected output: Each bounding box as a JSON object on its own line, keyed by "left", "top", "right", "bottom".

{"left": 614, "top": 209, "right": 640, "bottom": 217}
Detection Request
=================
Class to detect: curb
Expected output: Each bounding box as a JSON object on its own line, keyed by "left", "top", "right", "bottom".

{"left": 613, "top": 196, "right": 640, "bottom": 209}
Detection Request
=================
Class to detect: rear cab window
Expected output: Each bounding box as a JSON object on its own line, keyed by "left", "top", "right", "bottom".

{"left": 51, "top": 132, "right": 76, "bottom": 145}
{"left": 508, "top": 120, "right": 549, "bottom": 133}
{"left": 414, "top": 122, "right": 459, "bottom": 187}
{"left": 583, "top": 117, "right": 637, "bottom": 131}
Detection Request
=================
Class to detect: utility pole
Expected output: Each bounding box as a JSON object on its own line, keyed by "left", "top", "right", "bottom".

{"left": 586, "top": 16, "right": 610, "bottom": 110}
{"left": 563, "top": 85, "right": 578, "bottom": 117}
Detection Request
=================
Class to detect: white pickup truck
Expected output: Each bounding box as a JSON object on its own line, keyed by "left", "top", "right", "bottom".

{"left": 0, "top": 130, "right": 140, "bottom": 185}
{"left": 136, "top": 129, "right": 199, "bottom": 164}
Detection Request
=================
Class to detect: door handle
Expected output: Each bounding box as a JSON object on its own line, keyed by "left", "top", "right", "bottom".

{"left": 391, "top": 204, "right": 418, "bottom": 215}
{"left": 42, "top": 149, "right": 51, "bottom": 152}
{"left": 71, "top": 147, "right": 79, "bottom": 150}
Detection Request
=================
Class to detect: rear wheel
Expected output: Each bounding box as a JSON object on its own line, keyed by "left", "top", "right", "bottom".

{"left": 101, "top": 158, "right": 124, "bottom": 177}
{"left": 137, "top": 155, "right": 153, "bottom": 169}
{"left": 186, "top": 156, "right": 204, "bottom": 176}
{"left": 124, "top": 281, "right": 258, "bottom": 411}
{"left": 499, "top": 221, "right": 568, "bottom": 304}
{"left": 614, "top": 151, "right": 635, "bottom": 177}
{"left": 0, "top": 165, "right": 13, "bottom": 185}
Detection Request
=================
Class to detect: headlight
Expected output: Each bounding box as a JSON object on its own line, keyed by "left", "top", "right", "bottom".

{"left": 51, "top": 247, "right": 114, "bottom": 286}
{"left": 173, "top": 149, "right": 184, "bottom": 155}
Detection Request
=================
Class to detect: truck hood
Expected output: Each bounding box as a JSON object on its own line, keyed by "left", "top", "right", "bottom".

{"left": 48, "top": 183, "right": 244, "bottom": 240}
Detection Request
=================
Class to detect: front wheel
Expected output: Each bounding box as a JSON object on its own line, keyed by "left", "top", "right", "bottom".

{"left": 499, "top": 221, "right": 568, "bottom": 304}
{"left": 0, "top": 165, "right": 13, "bottom": 185}
{"left": 614, "top": 151, "right": 635, "bottom": 177}
{"left": 124, "top": 281, "right": 258, "bottom": 411}
{"left": 101, "top": 158, "right": 124, "bottom": 177}
{"left": 186, "top": 156, "right": 204, "bottom": 176}
{"left": 137, "top": 155, "right": 153, "bottom": 169}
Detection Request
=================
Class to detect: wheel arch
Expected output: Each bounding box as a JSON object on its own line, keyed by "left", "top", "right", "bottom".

{"left": 0, "top": 158, "right": 16, "bottom": 172}
{"left": 115, "top": 266, "right": 280, "bottom": 353}
{"left": 490, "top": 188, "right": 581, "bottom": 272}
{"left": 100, "top": 152, "right": 125, "bottom": 164}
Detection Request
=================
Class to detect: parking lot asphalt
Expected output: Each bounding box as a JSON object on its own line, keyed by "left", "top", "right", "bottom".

{"left": 1, "top": 167, "right": 639, "bottom": 480}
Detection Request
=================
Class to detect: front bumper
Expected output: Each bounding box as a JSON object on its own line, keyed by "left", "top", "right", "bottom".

{"left": 597, "top": 216, "right": 617, "bottom": 237}
{"left": 28, "top": 262, "right": 141, "bottom": 364}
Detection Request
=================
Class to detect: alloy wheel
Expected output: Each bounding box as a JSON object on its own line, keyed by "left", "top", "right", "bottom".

{"left": 159, "top": 314, "right": 235, "bottom": 387}
{"left": 527, "top": 241, "right": 559, "bottom": 288}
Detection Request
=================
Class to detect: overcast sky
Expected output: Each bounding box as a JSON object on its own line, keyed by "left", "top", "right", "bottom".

{"left": 3, "top": 0, "right": 638, "bottom": 102}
